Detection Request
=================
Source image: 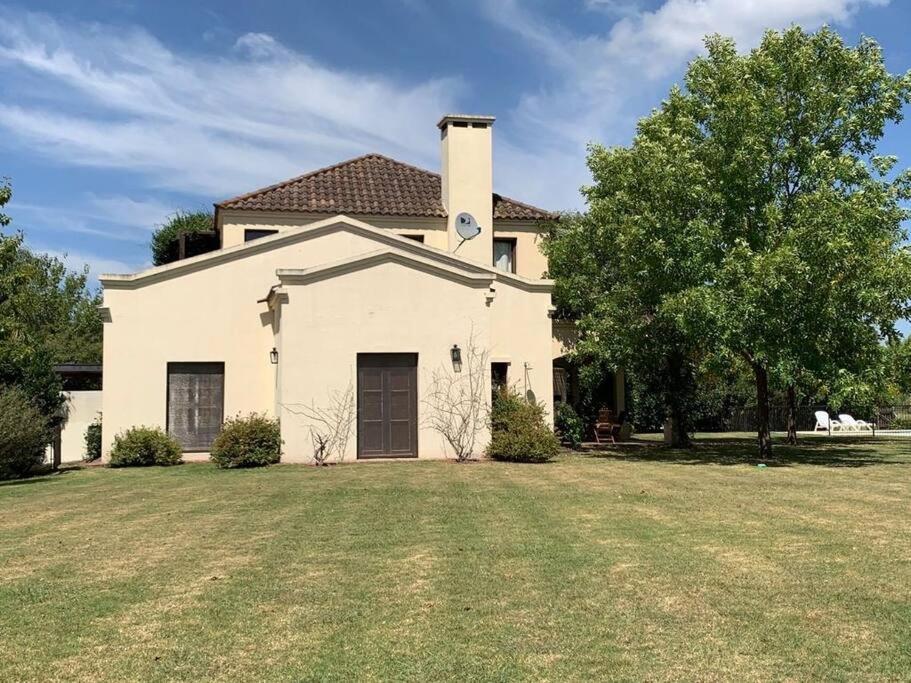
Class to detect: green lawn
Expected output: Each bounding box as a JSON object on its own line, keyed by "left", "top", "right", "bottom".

{"left": 2, "top": 438, "right": 910, "bottom": 681}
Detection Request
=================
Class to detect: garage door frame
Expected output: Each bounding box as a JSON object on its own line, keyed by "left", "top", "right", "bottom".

{"left": 357, "top": 353, "right": 418, "bottom": 459}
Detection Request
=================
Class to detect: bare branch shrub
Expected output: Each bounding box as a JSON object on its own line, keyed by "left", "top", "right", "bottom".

{"left": 283, "top": 380, "right": 355, "bottom": 465}
{"left": 423, "top": 334, "right": 489, "bottom": 461}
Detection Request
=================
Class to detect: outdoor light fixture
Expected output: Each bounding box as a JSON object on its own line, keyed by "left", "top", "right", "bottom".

{"left": 270, "top": 347, "right": 279, "bottom": 365}
{"left": 450, "top": 344, "right": 462, "bottom": 372}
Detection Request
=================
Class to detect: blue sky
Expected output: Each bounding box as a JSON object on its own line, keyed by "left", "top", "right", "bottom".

{"left": 1, "top": 0, "right": 909, "bottom": 335}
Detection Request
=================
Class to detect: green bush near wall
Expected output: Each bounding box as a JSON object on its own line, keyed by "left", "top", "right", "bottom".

{"left": 210, "top": 414, "right": 282, "bottom": 469}
{"left": 0, "top": 387, "right": 52, "bottom": 480}
{"left": 487, "top": 389, "right": 560, "bottom": 463}
{"left": 554, "top": 402, "right": 585, "bottom": 448}
{"left": 84, "top": 414, "right": 102, "bottom": 462}
{"left": 109, "top": 427, "right": 182, "bottom": 467}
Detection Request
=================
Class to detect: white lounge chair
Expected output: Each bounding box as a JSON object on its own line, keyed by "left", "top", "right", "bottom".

{"left": 814, "top": 411, "right": 840, "bottom": 432}
{"left": 838, "top": 414, "right": 872, "bottom": 431}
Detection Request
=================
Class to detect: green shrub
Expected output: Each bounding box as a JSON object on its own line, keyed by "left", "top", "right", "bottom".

{"left": 84, "top": 414, "right": 102, "bottom": 462}
{"left": 109, "top": 426, "right": 182, "bottom": 467}
{"left": 554, "top": 402, "right": 585, "bottom": 448}
{"left": 487, "top": 389, "right": 560, "bottom": 463}
{"left": 210, "top": 413, "right": 281, "bottom": 469}
{"left": 0, "top": 387, "right": 52, "bottom": 480}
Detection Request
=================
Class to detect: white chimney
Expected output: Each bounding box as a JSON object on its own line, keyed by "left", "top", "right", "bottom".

{"left": 438, "top": 114, "right": 495, "bottom": 264}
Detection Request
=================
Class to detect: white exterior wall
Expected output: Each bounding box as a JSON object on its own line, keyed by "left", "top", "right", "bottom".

{"left": 276, "top": 261, "right": 496, "bottom": 460}
{"left": 219, "top": 212, "right": 448, "bottom": 251}
{"left": 493, "top": 221, "right": 551, "bottom": 280}
{"left": 102, "top": 228, "right": 388, "bottom": 459}
{"left": 490, "top": 283, "right": 554, "bottom": 411}
{"left": 47, "top": 390, "right": 103, "bottom": 464}
{"left": 101, "top": 217, "right": 554, "bottom": 463}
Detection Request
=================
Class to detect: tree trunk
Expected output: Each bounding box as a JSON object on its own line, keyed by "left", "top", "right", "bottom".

{"left": 786, "top": 384, "right": 798, "bottom": 445}
{"left": 753, "top": 363, "right": 773, "bottom": 459}
{"left": 665, "top": 352, "right": 691, "bottom": 448}
{"left": 668, "top": 403, "right": 691, "bottom": 448}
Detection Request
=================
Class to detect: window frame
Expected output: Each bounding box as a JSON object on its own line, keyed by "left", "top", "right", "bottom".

{"left": 165, "top": 362, "right": 225, "bottom": 452}
{"left": 492, "top": 237, "right": 517, "bottom": 274}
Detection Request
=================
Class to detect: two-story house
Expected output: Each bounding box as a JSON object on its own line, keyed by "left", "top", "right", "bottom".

{"left": 99, "top": 114, "right": 622, "bottom": 461}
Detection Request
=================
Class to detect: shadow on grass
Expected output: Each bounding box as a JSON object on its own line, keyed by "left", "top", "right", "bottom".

{"left": 0, "top": 466, "right": 79, "bottom": 488}
{"left": 582, "top": 436, "right": 909, "bottom": 468}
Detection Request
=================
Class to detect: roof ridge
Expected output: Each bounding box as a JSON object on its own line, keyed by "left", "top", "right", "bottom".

{"left": 215, "top": 153, "right": 379, "bottom": 207}
{"left": 370, "top": 153, "right": 441, "bottom": 180}
{"left": 216, "top": 153, "right": 440, "bottom": 208}
{"left": 493, "top": 192, "right": 559, "bottom": 220}
{"left": 216, "top": 152, "right": 554, "bottom": 220}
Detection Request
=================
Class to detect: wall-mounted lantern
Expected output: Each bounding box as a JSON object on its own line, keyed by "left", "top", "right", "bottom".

{"left": 450, "top": 344, "right": 462, "bottom": 372}
{"left": 270, "top": 347, "right": 279, "bottom": 365}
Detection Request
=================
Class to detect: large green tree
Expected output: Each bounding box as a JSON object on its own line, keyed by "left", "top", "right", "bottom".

{"left": 545, "top": 88, "right": 718, "bottom": 446}
{"left": 547, "top": 27, "right": 911, "bottom": 457}
{"left": 0, "top": 181, "right": 103, "bottom": 421}
{"left": 685, "top": 28, "right": 911, "bottom": 456}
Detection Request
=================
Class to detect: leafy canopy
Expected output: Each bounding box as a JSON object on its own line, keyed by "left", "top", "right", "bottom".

{"left": 0, "top": 178, "right": 10, "bottom": 227}
{"left": 688, "top": 27, "right": 911, "bottom": 386}
{"left": 545, "top": 87, "right": 718, "bottom": 444}
{"left": 0, "top": 181, "right": 103, "bottom": 420}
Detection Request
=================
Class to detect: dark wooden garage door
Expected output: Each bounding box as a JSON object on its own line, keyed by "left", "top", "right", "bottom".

{"left": 357, "top": 353, "right": 417, "bottom": 458}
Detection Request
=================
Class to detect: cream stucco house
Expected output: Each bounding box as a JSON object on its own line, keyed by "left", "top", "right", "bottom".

{"left": 99, "top": 114, "right": 622, "bottom": 462}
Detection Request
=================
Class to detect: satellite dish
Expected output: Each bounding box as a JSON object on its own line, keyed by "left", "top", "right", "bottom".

{"left": 455, "top": 212, "right": 482, "bottom": 240}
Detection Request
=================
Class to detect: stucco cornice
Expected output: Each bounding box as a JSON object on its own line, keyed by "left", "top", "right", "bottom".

{"left": 276, "top": 249, "right": 495, "bottom": 289}
{"left": 219, "top": 209, "right": 447, "bottom": 229}
{"left": 100, "top": 214, "right": 552, "bottom": 293}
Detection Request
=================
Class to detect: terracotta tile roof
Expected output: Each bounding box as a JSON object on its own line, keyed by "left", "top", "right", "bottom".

{"left": 216, "top": 153, "right": 554, "bottom": 221}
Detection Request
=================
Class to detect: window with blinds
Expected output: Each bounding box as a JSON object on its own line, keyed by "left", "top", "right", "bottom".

{"left": 167, "top": 362, "right": 225, "bottom": 451}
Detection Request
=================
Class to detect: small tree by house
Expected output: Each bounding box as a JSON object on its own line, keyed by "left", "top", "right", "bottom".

{"left": 150, "top": 210, "right": 214, "bottom": 266}
{"left": 0, "top": 177, "right": 10, "bottom": 227}
{"left": 423, "top": 335, "right": 488, "bottom": 461}
{"left": 0, "top": 387, "right": 52, "bottom": 480}
{"left": 0, "top": 180, "right": 103, "bottom": 426}
{"left": 284, "top": 381, "right": 356, "bottom": 465}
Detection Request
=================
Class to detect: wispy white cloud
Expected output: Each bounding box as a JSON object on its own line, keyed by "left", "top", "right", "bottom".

{"left": 86, "top": 195, "right": 182, "bottom": 231}
{"left": 603, "top": 0, "right": 888, "bottom": 78}
{"left": 0, "top": 1, "right": 893, "bottom": 221}
{"left": 584, "top": 0, "right": 643, "bottom": 19}
{"left": 0, "top": 11, "right": 464, "bottom": 197}
{"left": 10, "top": 194, "right": 173, "bottom": 242}
{"left": 487, "top": 0, "right": 890, "bottom": 209}
{"left": 38, "top": 247, "right": 141, "bottom": 282}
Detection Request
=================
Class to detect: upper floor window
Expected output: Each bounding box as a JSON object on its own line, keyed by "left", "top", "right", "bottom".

{"left": 493, "top": 238, "right": 516, "bottom": 273}
{"left": 244, "top": 229, "right": 278, "bottom": 242}
{"left": 401, "top": 234, "right": 425, "bottom": 243}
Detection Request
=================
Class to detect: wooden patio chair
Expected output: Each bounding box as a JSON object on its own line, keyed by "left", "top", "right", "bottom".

{"left": 593, "top": 408, "right": 619, "bottom": 444}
